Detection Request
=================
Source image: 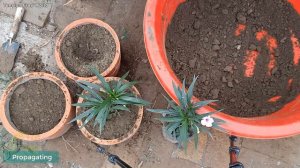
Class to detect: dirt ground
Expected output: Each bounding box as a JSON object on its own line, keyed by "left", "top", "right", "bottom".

{"left": 1, "top": 0, "right": 300, "bottom": 168}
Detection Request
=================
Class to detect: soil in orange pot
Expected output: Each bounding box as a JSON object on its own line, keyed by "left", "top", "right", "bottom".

{"left": 166, "top": 0, "right": 300, "bottom": 117}
{"left": 9, "top": 79, "right": 66, "bottom": 135}
{"left": 61, "top": 24, "right": 116, "bottom": 77}
{"left": 84, "top": 105, "right": 138, "bottom": 140}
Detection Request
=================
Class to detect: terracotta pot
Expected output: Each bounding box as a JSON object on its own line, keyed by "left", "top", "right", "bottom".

{"left": 76, "top": 77, "right": 143, "bottom": 145}
{"left": 0, "top": 72, "right": 74, "bottom": 141}
{"left": 144, "top": 0, "right": 300, "bottom": 139}
{"left": 55, "top": 18, "right": 121, "bottom": 82}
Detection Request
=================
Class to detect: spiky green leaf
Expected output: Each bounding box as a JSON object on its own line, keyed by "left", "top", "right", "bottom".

{"left": 77, "top": 80, "right": 102, "bottom": 91}
{"left": 187, "top": 76, "right": 198, "bottom": 102}
{"left": 193, "top": 100, "right": 217, "bottom": 109}
{"left": 90, "top": 68, "right": 112, "bottom": 93}
{"left": 192, "top": 124, "right": 199, "bottom": 149}
{"left": 158, "top": 117, "right": 182, "bottom": 123}
{"left": 146, "top": 108, "right": 176, "bottom": 115}
{"left": 76, "top": 81, "right": 102, "bottom": 100}
{"left": 69, "top": 107, "right": 95, "bottom": 123}
{"left": 112, "top": 105, "right": 130, "bottom": 112}
{"left": 72, "top": 102, "right": 98, "bottom": 107}
{"left": 119, "top": 96, "right": 150, "bottom": 106}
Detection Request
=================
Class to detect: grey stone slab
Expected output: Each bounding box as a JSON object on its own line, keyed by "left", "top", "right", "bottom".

{"left": 239, "top": 148, "right": 291, "bottom": 168}
{"left": 0, "top": 0, "right": 53, "bottom": 27}
{"left": 242, "top": 136, "right": 300, "bottom": 165}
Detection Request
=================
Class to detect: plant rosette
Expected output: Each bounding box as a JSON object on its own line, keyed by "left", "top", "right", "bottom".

{"left": 72, "top": 69, "right": 150, "bottom": 145}
{"left": 148, "top": 76, "right": 225, "bottom": 150}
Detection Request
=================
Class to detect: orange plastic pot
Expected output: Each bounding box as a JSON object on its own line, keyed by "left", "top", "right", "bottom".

{"left": 55, "top": 18, "right": 121, "bottom": 82}
{"left": 0, "top": 72, "right": 74, "bottom": 141}
{"left": 144, "top": 0, "right": 300, "bottom": 139}
{"left": 76, "top": 77, "right": 144, "bottom": 145}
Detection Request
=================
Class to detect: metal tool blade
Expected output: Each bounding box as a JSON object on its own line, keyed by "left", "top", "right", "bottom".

{"left": 0, "top": 40, "right": 20, "bottom": 74}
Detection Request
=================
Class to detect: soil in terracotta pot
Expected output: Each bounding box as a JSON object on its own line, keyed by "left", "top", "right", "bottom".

{"left": 9, "top": 79, "right": 66, "bottom": 135}
{"left": 85, "top": 105, "right": 138, "bottom": 140}
{"left": 60, "top": 24, "right": 116, "bottom": 77}
{"left": 166, "top": 0, "right": 300, "bottom": 117}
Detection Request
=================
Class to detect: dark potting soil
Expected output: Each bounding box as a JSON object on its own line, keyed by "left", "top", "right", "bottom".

{"left": 166, "top": 0, "right": 300, "bottom": 117}
{"left": 85, "top": 105, "right": 138, "bottom": 140}
{"left": 10, "top": 79, "right": 66, "bottom": 135}
{"left": 61, "top": 24, "right": 116, "bottom": 77}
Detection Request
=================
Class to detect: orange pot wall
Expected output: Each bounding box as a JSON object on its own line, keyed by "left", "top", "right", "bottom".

{"left": 144, "top": 0, "right": 300, "bottom": 139}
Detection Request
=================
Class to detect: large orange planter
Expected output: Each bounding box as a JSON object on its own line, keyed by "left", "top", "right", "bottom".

{"left": 0, "top": 73, "right": 74, "bottom": 141}
{"left": 144, "top": 0, "right": 300, "bottom": 139}
{"left": 55, "top": 18, "right": 121, "bottom": 82}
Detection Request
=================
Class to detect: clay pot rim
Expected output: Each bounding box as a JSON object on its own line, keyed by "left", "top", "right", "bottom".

{"left": 0, "top": 72, "right": 73, "bottom": 141}
{"left": 76, "top": 77, "right": 144, "bottom": 145}
{"left": 55, "top": 18, "right": 121, "bottom": 82}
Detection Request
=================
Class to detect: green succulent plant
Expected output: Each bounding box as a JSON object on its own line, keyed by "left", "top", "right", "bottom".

{"left": 147, "top": 76, "right": 225, "bottom": 150}
{"left": 70, "top": 69, "right": 150, "bottom": 134}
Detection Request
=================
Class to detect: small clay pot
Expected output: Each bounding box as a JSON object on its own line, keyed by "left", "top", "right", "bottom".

{"left": 76, "top": 77, "right": 144, "bottom": 145}
{"left": 55, "top": 18, "right": 121, "bottom": 82}
{"left": 0, "top": 72, "right": 74, "bottom": 141}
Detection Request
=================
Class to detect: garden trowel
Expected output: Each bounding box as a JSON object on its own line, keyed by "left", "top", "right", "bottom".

{"left": 0, "top": 7, "right": 25, "bottom": 74}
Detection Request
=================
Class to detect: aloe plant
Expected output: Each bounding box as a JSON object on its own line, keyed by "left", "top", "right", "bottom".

{"left": 147, "top": 76, "right": 225, "bottom": 150}
{"left": 70, "top": 69, "right": 150, "bottom": 134}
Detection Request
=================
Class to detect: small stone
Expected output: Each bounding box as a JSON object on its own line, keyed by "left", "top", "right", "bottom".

{"left": 212, "top": 4, "right": 220, "bottom": 10}
{"left": 234, "top": 79, "right": 239, "bottom": 84}
{"left": 237, "top": 13, "right": 247, "bottom": 23}
{"left": 212, "top": 52, "right": 218, "bottom": 57}
{"left": 15, "top": 86, "right": 25, "bottom": 95}
{"left": 212, "top": 39, "right": 221, "bottom": 45}
{"left": 271, "top": 67, "right": 278, "bottom": 75}
{"left": 142, "top": 59, "right": 148, "bottom": 63}
{"left": 203, "top": 37, "right": 209, "bottom": 43}
{"left": 222, "top": 9, "right": 229, "bottom": 15}
{"left": 247, "top": 9, "right": 254, "bottom": 14}
{"left": 249, "top": 44, "right": 257, "bottom": 51}
{"left": 193, "top": 21, "right": 201, "bottom": 30}
{"left": 212, "top": 45, "right": 221, "bottom": 51}
{"left": 192, "top": 11, "right": 196, "bottom": 15}
{"left": 46, "top": 23, "right": 56, "bottom": 32}
{"left": 232, "top": 53, "right": 238, "bottom": 57}
{"left": 230, "top": 98, "right": 236, "bottom": 102}
{"left": 66, "top": 40, "right": 72, "bottom": 47}
{"left": 92, "top": 49, "right": 99, "bottom": 54}
{"left": 227, "top": 81, "right": 234, "bottom": 88}
{"left": 224, "top": 65, "right": 233, "bottom": 73}
{"left": 210, "top": 89, "right": 220, "bottom": 99}
{"left": 236, "top": 45, "right": 241, "bottom": 50}
{"left": 221, "top": 76, "right": 227, "bottom": 82}
{"left": 280, "top": 37, "right": 287, "bottom": 43}
{"left": 189, "top": 58, "right": 197, "bottom": 68}
{"left": 275, "top": 51, "right": 280, "bottom": 57}
{"left": 204, "top": 81, "right": 209, "bottom": 85}
{"left": 29, "top": 117, "right": 34, "bottom": 122}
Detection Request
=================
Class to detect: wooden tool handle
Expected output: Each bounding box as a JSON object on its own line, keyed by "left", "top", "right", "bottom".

{"left": 9, "top": 7, "right": 25, "bottom": 40}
